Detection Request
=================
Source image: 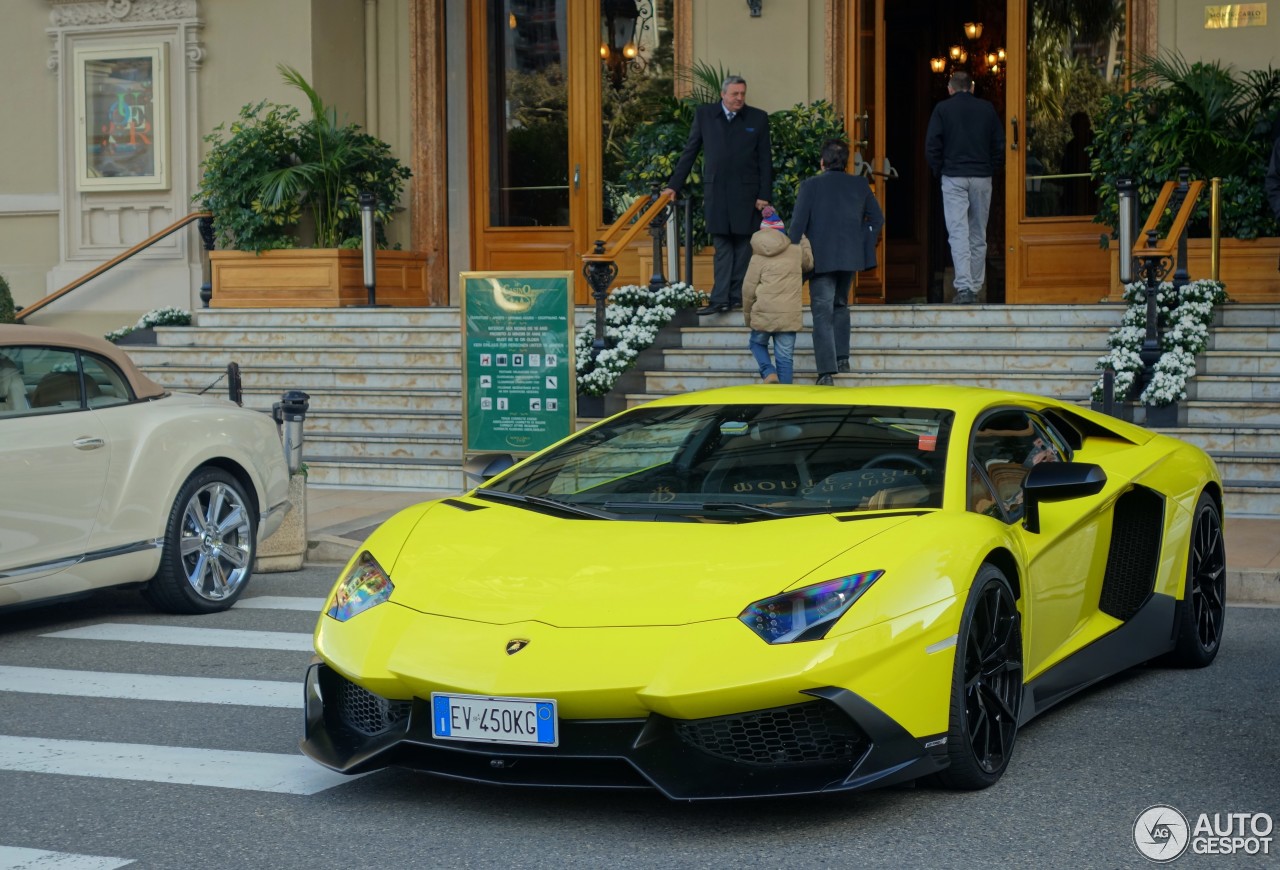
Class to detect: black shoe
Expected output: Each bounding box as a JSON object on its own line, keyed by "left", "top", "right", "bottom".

{"left": 816, "top": 374, "right": 835, "bottom": 386}
{"left": 730, "top": 301, "right": 743, "bottom": 310}
{"left": 697, "top": 304, "right": 729, "bottom": 316}
{"left": 836, "top": 358, "right": 850, "bottom": 373}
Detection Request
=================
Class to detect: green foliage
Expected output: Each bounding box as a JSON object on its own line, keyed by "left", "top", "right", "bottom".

{"left": 195, "top": 66, "right": 411, "bottom": 252}
{"left": 0, "top": 274, "right": 15, "bottom": 324}
{"left": 1090, "top": 53, "right": 1280, "bottom": 241}
{"left": 767, "top": 100, "right": 848, "bottom": 225}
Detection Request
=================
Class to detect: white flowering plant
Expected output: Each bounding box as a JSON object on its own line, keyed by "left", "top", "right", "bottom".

{"left": 1092, "top": 278, "right": 1228, "bottom": 407}
{"left": 105, "top": 307, "right": 193, "bottom": 342}
{"left": 575, "top": 282, "right": 706, "bottom": 396}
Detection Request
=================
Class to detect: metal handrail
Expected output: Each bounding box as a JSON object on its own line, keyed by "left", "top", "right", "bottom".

{"left": 15, "top": 211, "right": 212, "bottom": 322}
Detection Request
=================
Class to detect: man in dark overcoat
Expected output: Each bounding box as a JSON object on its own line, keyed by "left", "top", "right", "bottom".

{"left": 788, "top": 139, "right": 884, "bottom": 384}
{"left": 664, "top": 76, "right": 772, "bottom": 316}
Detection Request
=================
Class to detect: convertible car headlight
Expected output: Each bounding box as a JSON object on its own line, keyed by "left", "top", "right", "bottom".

{"left": 739, "top": 570, "right": 884, "bottom": 644}
{"left": 326, "top": 552, "right": 394, "bottom": 622}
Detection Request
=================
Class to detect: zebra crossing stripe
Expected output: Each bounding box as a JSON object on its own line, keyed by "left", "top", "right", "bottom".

{"left": 0, "top": 845, "right": 133, "bottom": 869}
{"left": 0, "top": 666, "right": 299, "bottom": 708}
{"left": 0, "top": 736, "right": 360, "bottom": 795}
{"left": 40, "top": 624, "right": 314, "bottom": 652}
{"left": 234, "top": 595, "right": 326, "bottom": 611}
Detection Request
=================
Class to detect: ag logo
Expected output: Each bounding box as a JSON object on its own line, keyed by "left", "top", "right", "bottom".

{"left": 1134, "top": 804, "right": 1190, "bottom": 862}
{"left": 506, "top": 639, "right": 529, "bottom": 655}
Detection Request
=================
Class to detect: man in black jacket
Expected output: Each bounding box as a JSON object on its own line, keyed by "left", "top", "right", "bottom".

{"left": 788, "top": 139, "right": 884, "bottom": 384}
{"left": 664, "top": 76, "right": 772, "bottom": 316}
{"left": 925, "top": 71, "right": 1004, "bottom": 304}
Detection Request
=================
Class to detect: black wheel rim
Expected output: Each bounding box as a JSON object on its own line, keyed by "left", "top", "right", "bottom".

{"left": 1190, "top": 504, "right": 1227, "bottom": 653}
{"left": 962, "top": 582, "right": 1023, "bottom": 774}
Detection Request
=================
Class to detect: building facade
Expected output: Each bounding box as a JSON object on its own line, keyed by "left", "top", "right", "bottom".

{"left": 1, "top": 0, "right": 1276, "bottom": 332}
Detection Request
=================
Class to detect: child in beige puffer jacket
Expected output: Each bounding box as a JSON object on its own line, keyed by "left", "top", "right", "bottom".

{"left": 742, "top": 207, "right": 813, "bottom": 384}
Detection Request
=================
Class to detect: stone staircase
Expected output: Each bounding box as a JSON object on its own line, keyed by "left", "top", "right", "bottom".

{"left": 123, "top": 303, "right": 1280, "bottom": 518}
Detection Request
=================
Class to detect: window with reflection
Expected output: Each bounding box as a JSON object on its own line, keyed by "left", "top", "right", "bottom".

{"left": 600, "top": 0, "right": 673, "bottom": 224}
{"left": 1023, "top": 0, "right": 1126, "bottom": 218}
{"left": 487, "top": 0, "right": 570, "bottom": 228}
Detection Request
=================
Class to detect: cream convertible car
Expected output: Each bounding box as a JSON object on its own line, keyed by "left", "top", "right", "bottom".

{"left": 0, "top": 324, "right": 290, "bottom": 613}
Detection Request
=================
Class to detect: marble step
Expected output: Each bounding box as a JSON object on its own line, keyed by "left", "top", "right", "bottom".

{"left": 190, "top": 308, "right": 465, "bottom": 329}
{"left": 1207, "top": 327, "right": 1280, "bottom": 351}
{"left": 1191, "top": 375, "right": 1280, "bottom": 401}
{"left": 304, "top": 431, "right": 462, "bottom": 462}
{"left": 304, "top": 456, "right": 465, "bottom": 492}
{"left": 1183, "top": 400, "right": 1280, "bottom": 427}
{"left": 140, "top": 366, "right": 462, "bottom": 391}
{"left": 156, "top": 326, "right": 461, "bottom": 349}
{"left": 1209, "top": 453, "right": 1280, "bottom": 484}
{"left": 1197, "top": 354, "right": 1280, "bottom": 377}
{"left": 1222, "top": 481, "right": 1280, "bottom": 519}
{"left": 265, "top": 408, "right": 461, "bottom": 436}
{"left": 242, "top": 388, "right": 460, "bottom": 413}
{"left": 657, "top": 347, "right": 1103, "bottom": 375}
{"left": 125, "top": 346, "right": 460, "bottom": 369}
{"left": 632, "top": 370, "right": 1096, "bottom": 398}
{"left": 1165, "top": 425, "right": 1280, "bottom": 453}
{"left": 673, "top": 326, "right": 1112, "bottom": 351}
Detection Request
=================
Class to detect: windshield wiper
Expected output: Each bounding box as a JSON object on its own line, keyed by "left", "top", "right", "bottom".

{"left": 474, "top": 489, "right": 615, "bottom": 520}
{"left": 699, "top": 501, "right": 796, "bottom": 517}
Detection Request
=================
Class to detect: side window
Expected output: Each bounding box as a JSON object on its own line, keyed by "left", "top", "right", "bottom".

{"left": 83, "top": 354, "right": 133, "bottom": 408}
{"left": 969, "top": 410, "right": 1065, "bottom": 522}
{"left": 0, "top": 347, "right": 28, "bottom": 414}
{"left": 2, "top": 347, "right": 84, "bottom": 415}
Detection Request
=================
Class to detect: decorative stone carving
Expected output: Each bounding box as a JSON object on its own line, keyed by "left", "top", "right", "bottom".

{"left": 49, "top": 0, "right": 197, "bottom": 27}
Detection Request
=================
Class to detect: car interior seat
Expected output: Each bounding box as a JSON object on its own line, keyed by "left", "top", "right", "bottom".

{"left": 31, "top": 371, "right": 100, "bottom": 408}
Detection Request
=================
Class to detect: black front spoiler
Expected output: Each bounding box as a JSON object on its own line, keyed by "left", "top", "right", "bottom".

{"left": 300, "top": 662, "right": 948, "bottom": 801}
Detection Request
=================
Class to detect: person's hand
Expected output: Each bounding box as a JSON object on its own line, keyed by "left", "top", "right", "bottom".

{"left": 661, "top": 187, "right": 676, "bottom": 200}
{"left": 755, "top": 199, "right": 769, "bottom": 211}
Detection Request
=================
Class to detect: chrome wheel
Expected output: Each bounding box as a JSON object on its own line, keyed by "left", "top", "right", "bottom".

{"left": 146, "top": 468, "right": 257, "bottom": 614}
{"left": 179, "top": 479, "right": 254, "bottom": 600}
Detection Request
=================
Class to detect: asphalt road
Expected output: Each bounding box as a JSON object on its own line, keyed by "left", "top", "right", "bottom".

{"left": 0, "top": 565, "right": 1276, "bottom": 870}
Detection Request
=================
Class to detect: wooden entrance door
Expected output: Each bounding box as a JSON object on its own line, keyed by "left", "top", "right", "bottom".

{"left": 1002, "top": 0, "right": 1126, "bottom": 302}
{"left": 849, "top": 0, "right": 888, "bottom": 303}
{"left": 468, "top": 1, "right": 598, "bottom": 302}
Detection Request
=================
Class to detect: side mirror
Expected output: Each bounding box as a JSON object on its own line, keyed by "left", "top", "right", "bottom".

{"left": 1022, "top": 461, "right": 1107, "bottom": 534}
{"left": 463, "top": 453, "right": 516, "bottom": 484}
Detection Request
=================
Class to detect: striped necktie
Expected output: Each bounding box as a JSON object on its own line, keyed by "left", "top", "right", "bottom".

{"left": 726, "top": 111, "right": 736, "bottom": 122}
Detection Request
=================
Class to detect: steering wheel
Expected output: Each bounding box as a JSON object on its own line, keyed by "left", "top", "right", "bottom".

{"left": 860, "top": 452, "right": 931, "bottom": 473}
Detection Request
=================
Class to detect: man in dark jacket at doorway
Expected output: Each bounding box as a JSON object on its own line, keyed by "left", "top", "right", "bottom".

{"left": 925, "top": 70, "right": 1004, "bottom": 304}
{"left": 664, "top": 75, "right": 772, "bottom": 316}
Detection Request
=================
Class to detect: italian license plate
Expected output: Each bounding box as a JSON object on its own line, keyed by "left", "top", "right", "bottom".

{"left": 430, "top": 692, "right": 558, "bottom": 747}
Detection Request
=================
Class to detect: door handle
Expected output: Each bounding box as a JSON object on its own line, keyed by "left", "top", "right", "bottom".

{"left": 73, "top": 437, "right": 105, "bottom": 450}
{"left": 855, "top": 111, "right": 869, "bottom": 148}
{"left": 1011, "top": 116, "right": 1019, "bottom": 151}
{"left": 573, "top": 164, "right": 580, "bottom": 191}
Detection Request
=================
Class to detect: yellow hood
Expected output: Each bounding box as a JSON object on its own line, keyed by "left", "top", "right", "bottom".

{"left": 380, "top": 499, "right": 916, "bottom": 627}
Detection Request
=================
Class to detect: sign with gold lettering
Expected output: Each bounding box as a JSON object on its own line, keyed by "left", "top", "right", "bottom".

{"left": 461, "top": 271, "right": 575, "bottom": 457}
{"left": 1204, "top": 3, "right": 1267, "bottom": 28}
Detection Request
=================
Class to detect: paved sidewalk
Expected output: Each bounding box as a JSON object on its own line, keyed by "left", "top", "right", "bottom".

{"left": 302, "top": 485, "right": 1280, "bottom": 604}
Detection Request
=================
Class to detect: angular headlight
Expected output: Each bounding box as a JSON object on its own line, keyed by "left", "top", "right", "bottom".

{"left": 739, "top": 570, "right": 883, "bottom": 644}
{"left": 326, "top": 552, "right": 394, "bottom": 622}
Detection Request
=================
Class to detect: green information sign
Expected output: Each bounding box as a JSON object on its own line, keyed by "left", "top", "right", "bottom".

{"left": 460, "top": 271, "right": 576, "bottom": 456}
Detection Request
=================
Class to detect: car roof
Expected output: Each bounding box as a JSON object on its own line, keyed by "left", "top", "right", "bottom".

{"left": 0, "top": 323, "right": 167, "bottom": 400}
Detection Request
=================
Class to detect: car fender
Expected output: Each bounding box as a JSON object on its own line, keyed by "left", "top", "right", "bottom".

{"left": 87, "top": 396, "right": 289, "bottom": 552}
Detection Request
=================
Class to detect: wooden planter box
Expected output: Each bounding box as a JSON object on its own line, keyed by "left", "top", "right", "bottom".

{"left": 1107, "top": 237, "right": 1280, "bottom": 303}
{"left": 210, "top": 249, "right": 429, "bottom": 308}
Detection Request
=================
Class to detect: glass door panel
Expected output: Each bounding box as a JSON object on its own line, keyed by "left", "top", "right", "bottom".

{"left": 487, "top": 1, "right": 570, "bottom": 228}
{"left": 1022, "top": 0, "right": 1126, "bottom": 218}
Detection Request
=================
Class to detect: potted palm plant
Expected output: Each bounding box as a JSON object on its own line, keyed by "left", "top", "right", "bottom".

{"left": 1090, "top": 53, "right": 1280, "bottom": 301}
{"left": 197, "top": 65, "right": 419, "bottom": 307}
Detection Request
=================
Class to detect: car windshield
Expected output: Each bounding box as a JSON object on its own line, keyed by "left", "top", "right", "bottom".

{"left": 481, "top": 403, "right": 953, "bottom": 521}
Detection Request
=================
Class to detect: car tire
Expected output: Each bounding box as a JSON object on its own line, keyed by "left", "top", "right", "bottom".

{"left": 934, "top": 563, "right": 1023, "bottom": 790}
{"left": 144, "top": 467, "right": 258, "bottom": 614}
{"left": 1165, "top": 492, "right": 1226, "bottom": 668}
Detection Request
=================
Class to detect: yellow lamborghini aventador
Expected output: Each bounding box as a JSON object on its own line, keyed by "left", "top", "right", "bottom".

{"left": 301, "top": 385, "right": 1226, "bottom": 800}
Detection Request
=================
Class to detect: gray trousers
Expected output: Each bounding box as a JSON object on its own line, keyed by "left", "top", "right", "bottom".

{"left": 941, "top": 175, "right": 993, "bottom": 294}
{"left": 808, "top": 270, "right": 854, "bottom": 377}
{"left": 710, "top": 233, "right": 752, "bottom": 307}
